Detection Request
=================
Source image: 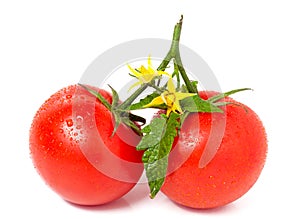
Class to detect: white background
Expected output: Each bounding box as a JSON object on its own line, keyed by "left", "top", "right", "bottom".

{"left": 1, "top": 0, "right": 300, "bottom": 218}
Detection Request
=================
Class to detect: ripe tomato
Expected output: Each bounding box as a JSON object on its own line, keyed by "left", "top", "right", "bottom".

{"left": 161, "top": 91, "right": 267, "bottom": 209}
{"left": 29, "top": 85, "right": 143, "bottom": 206}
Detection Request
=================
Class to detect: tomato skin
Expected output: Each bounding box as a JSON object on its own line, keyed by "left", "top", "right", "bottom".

{"left": 29, "top": 85, "right": 143, "bottom": 206}
{"left": 161, "top": 91, "right": 267, "bottom": 209}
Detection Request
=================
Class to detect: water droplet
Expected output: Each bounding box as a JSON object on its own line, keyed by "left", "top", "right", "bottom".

{"left": 69, "top": 137, "right": 73, "bottom": 141}
{"left": 66, "top": 119, "right": 73, "bottom": 127}
{"left": 76, "top": 116, "right": 83, "bottom": 123}
{"left": 47, "top": 117, "right": 53, "bottom": 124}
{"left": 59, "top": 128, "right": 64, "bottom": 133}
{"left": 66, "top": 94, "right": 72, "bottom": 99}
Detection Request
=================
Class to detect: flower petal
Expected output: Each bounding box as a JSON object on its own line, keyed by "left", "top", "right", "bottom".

{"left": 140, "top": 74, "right": 154, "bottom": 83}
{"left": 172, "top": 100, "right": 183, "bottom": 114}
{"left": 167, "top": 79, "right": 176, "bottom": 93}
{"left": 148, "top": 55, "right": 152, "bottom": 67}
{"left": 143, "top": 96, "right": 165, "bottom": 108}
{"left": 148, "top": 65, "right": 155, "bottom": 74}
{"left": 140, "top": 65, "right": 148, "bottom": 74}
{"left": 157, "top": 70, "right": 170, "bottom": 77}
{"left": 166, "top": 108, "right": 172, "bottom": 117}
{"left": 175, "top": 92, "right": 196, "bottom": 101}
{"left": 127, "top": 64, "right": 142, "bottom": 77}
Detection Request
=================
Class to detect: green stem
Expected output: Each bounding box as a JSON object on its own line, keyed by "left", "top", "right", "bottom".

{"left": 157, "top": 15, "right": 183, "bottom": 71}
{"left": 157, "top": 52, "right": 172, "bottom": 72}
{"left": 119, "top": 83, "right": 148, "bottom": 110}
{"left": 173, "top": 61, "right": 180, "bottom": 89}
{"left": 175, "top": 55, "right": 198, "bottom": 93}
{"left": 170, "top": 16, "right": 182, "bottom": 56}
{"left": 148, "top": 82, "right": 164, "bottom": 93}
{"left": 119, "top": 16, "right": 185, "bottom": 109}
{"left": 158, "top": 15, "right": 197, "bottom": 94}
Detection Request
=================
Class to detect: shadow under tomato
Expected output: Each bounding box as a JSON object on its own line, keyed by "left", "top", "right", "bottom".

{"left": 66, "top": 198, "right": 131, "bottom": 211}
{"left": 168, "top": 198, "right": 238, "bottom": 214}
{"left": 66, "top": 183, "right": 149, "bottom": 211}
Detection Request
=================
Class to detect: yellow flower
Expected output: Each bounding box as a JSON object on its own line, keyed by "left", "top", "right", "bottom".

{"left": 144, "top": 79, "right": 196, "bottom": 116}
{"left": 127, "top": 56, "right": 169, "bottom": 90}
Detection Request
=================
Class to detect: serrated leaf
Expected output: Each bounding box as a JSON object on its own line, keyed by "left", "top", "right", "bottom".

{"left": 136, "top": 118, "right": 165, "bottom": 150}
{"left": 181, "top": 95, "right": 223, "bottom": 113}
{"left": 141, "top": 125, "right": 151, "bottom": 134}
{"left": 137, "top": 113, "right": 180, "bottom": 198}
{"left": 130, "top": 92, "right": 160, "bottom": 110}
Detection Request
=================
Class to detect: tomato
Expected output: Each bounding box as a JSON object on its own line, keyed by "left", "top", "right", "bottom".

{"left": 29, "top": 84, "right": 143, "bottom": 206}
{"left": 161, "top": 91, "right": 267, "bottom": 209}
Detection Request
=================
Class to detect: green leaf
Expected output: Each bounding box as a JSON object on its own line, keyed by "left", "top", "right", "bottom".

{"left": 214, "top": 101, "right": 249, "bottom": 113}
{"left": 130, "top": 92, "right": 160, "bottom": 110}
{"left": 136, "top": 117, "right": 165, "bottom": 150}
{"left": 106, "top": 85, "right": 122, "bottom": 137}
{"left": 141, "top": 125, "right": 151, "bottom": 134}
{"left": 208, "top": 88, "right": 252, "bottom": 103}
{"left": 111, "top": 111, "right": 121, "bottom": 137}
{"left": 180, "top": 81, "right": 198, "bottom": 93}
{"left": 137, "top": 113, "right": 180, "bottom": 198}
{"left": 181, "top": 95, "right": 223, "bottom": 113}
{"left": 78, "top": 83, "right": 111, "bottom": 110}
{"left": 108, "top": 85, "right": 119, "bottom": 109}
{"left": 121, "top": 116, "right": 143, "bottom": 136}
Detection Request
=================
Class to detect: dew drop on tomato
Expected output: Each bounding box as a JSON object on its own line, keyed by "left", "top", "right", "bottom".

{"left": 66, "top": 119, "right": 73, "bottom": 127}
{"left": 39, "top": 135, "right": 44, "bottom": 141}
{"left": 76, "top": 115, "right": 83, "bottom": 123}
{"left": 47, "top": 117, "right": 53, "bottom": 124}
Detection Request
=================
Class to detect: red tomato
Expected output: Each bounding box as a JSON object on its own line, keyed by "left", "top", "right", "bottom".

{"left": 161, "top": 91, "right": 267, "bottom": 209}
{"left": 29, "top": 85, "right": 143, "bottom": 206}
